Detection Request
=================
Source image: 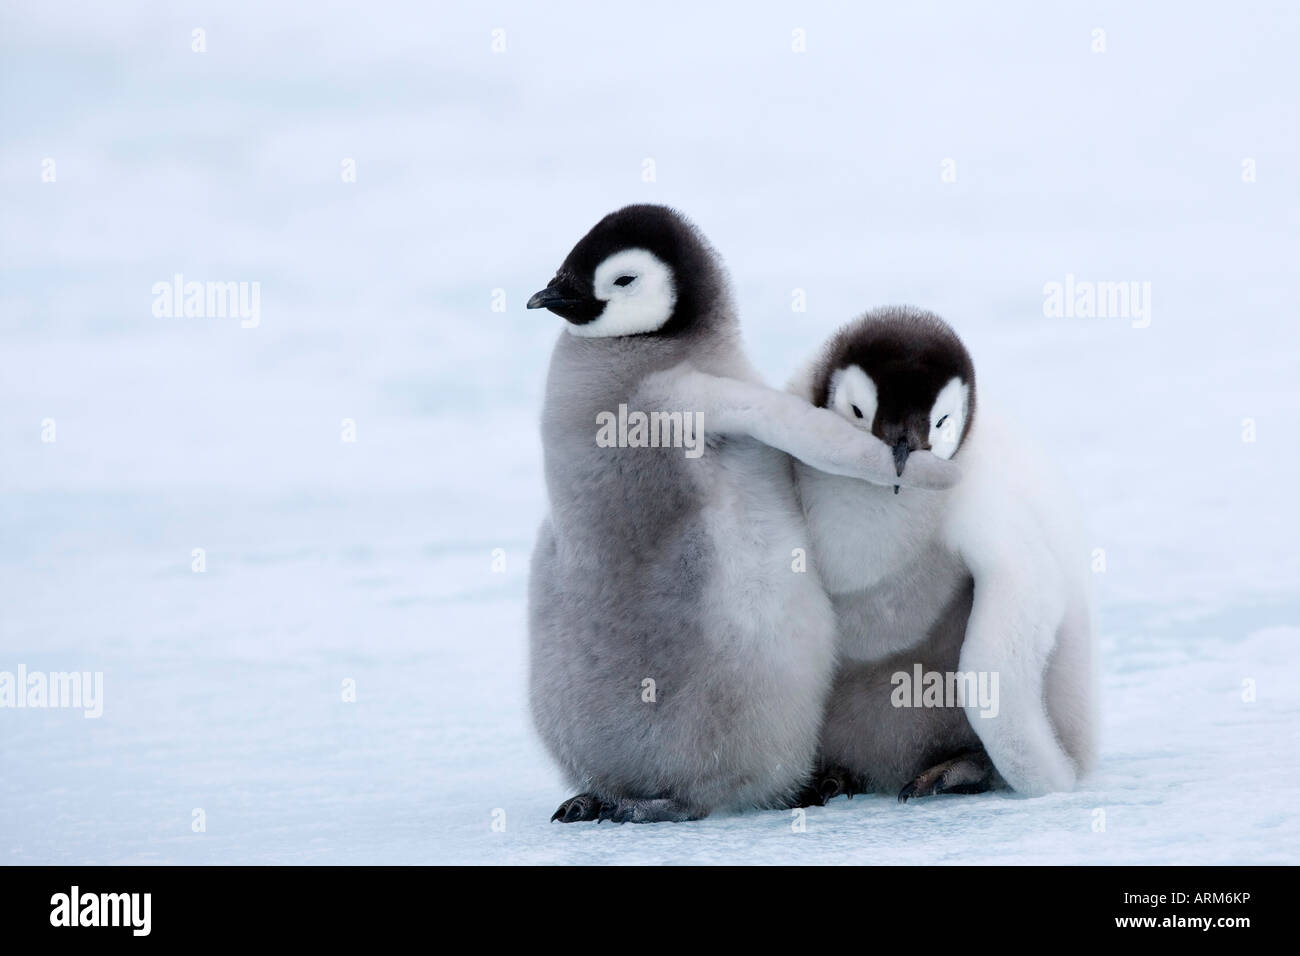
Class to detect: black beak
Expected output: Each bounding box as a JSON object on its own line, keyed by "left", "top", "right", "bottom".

{"left": 526, "top": 275, "right": 604, "bottom": 325}
{"left": 526, "top": 286, "right": 582, "bottom": 311}
{"left": 892, "top": 438, "right": 910, "bottom": 495}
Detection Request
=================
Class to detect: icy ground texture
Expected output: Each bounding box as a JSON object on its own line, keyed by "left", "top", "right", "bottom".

{"left": 2, "top": 2, "right": 1298, "bottom": 863}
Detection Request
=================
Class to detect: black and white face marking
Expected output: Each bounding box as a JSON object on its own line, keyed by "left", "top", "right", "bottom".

{"left": 573, "top": 248, "right": 677, "bottom": 338}
{"left": 926, "top": 376, "right": 968, "bottom": 460}
{"left": 828, "top": 365, "right": 878, "bottom": 427}
{"left": 828, "top": 367, "right": 969, "bottom": 459}
{"left": 525, "top": 204, "right": 721, "bottom": 339}
{"left": 814, "top": 308, "right": 977, "bottom": 490}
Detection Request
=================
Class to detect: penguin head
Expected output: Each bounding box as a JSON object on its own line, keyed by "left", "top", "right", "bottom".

{"left": 526, "top": 204, "right": 726, "bottom": 338}
{"left": 813, "top": 307, "right": 976, "bottom": 490}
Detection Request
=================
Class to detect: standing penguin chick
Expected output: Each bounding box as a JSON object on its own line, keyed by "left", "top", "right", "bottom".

{"left": 526, "top": 208, "right": 961, "bottom": 823}
{"left": 791, "top": 307, "right": 1097, "bottom": 799}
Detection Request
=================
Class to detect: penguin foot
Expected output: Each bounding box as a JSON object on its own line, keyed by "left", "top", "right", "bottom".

{"left": 898, "top": 750, "right": 993, "bottom": 803}
{"left": 596, "top": 797, "right": 699, "bottom": 824}
{"left": 551, "top": 792, "right": 605, "bottom": 823}
{"left": 791, "top": 764, "right": 859, "bottom": 807}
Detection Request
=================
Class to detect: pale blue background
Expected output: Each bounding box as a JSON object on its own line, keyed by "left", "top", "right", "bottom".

{"left": 1, "top": 0, "right": 1297, "bottom": 863}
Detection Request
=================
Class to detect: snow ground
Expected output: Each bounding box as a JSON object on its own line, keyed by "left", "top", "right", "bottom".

{"left": 1, "top": 1, "right": 1298, "bottom": 864}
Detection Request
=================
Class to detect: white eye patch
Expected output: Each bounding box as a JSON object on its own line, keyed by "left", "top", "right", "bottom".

{"left": 928, "top": 377, "right": 969, "bottom": 459}
{"left": 828, "top": 365, "right": 877, "bottom": 427}
{"left": 569, "top": 248, "right": 677, "bottom": 338}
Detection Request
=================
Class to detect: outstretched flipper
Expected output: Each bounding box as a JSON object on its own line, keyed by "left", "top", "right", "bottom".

{"left": 898, "top": 749, "right": 994, "bottom": 802}
{"left": 643, "top": 368, "right": 962, "bottom": 490}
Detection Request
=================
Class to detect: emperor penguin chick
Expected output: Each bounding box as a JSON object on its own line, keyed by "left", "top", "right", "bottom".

{"left": 791, "top": 307, "right": 1097, "bottom": 801}
{"left": 526, "top": 208, "right": 961, "bottom": 823}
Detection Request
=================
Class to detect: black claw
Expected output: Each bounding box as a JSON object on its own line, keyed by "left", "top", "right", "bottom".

{"left": 553, "top": 793, "right": 603, "bottom": 823}
{"left": 897, "top": 750, "right": 994, "bottom": 803}
{"left": 795, "top": 765, "right": 858, "bottom": 807}
{"left": 551, "top": 796, "right": 576, "bottom": 822}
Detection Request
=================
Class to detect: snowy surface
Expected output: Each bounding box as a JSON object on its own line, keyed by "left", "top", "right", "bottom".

{"left": 2, "top": 1, "right": 1298, "bottom": 864}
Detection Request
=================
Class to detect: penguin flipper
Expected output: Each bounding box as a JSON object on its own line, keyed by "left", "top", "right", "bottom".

{"left": 648, "top": 367, "right": 961, "bottom": 490}
{"left": 957, "top": 562, "right": 1078, "bottom": 795}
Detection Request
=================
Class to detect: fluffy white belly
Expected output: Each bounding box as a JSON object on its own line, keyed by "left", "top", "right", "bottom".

{"left": 795, "top": 461, "right": 966, "bottom": 661}
{"left": 796, "top": 464, "right": 946, "bottom": 588}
